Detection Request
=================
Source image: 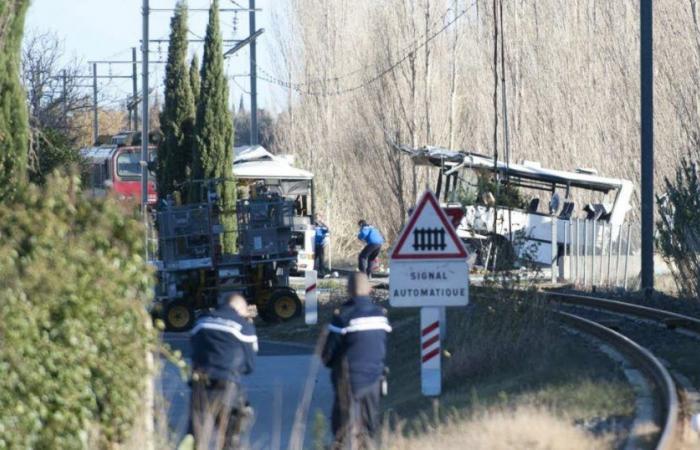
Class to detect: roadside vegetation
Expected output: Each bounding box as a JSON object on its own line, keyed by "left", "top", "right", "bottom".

{"left": 1, "top": 3, "right": 157, "bottom": 448}
{"left": 0, "top": 175, "right": 156, "bottom": 448}
{"left": 262, "top": 283, "right": 635, "bottom": 449}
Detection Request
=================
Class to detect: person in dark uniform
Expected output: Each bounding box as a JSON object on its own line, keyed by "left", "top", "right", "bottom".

{"left": 190, "top": 294, "right": 257, "bottom": 450}
{"left": 356, "top": 220, "right": 384, "bottom": 277}
{"left": 322, "top": 272, "right": 392, "bottom": 448}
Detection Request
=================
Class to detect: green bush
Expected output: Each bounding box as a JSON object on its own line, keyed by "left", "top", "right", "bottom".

{"left": 0, "top": 174, "right": 156, "bottom": 449}
{"left": 656, "top": 155, "right": 700, "bottom": 300}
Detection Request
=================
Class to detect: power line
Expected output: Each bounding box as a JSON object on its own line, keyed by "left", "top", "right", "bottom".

{"left": 256, "top": 2, "right": 461, "bottom": 90}
{"left": 257, "top": 1, "right": 477, "bottom": 97}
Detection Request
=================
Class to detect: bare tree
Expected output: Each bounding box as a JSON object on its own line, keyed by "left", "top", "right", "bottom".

{"left": 268, "top": 0, "right": 700, "bottom": 257}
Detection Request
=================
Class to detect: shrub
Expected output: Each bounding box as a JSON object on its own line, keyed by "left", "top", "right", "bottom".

{"left": 656, "top": 154, "right": 700, "bottom": 300}
{"left": 0, "top": 174, "right": 156, "bottom": 448}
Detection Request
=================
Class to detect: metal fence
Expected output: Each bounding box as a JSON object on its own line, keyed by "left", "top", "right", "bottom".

{"left": 558, "top": 219, "right": 641, "bottom": 290}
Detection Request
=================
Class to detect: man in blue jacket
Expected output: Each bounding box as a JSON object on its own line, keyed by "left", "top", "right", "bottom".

{"left": 356, "top": 220, "right": 384, "bottom": 277}
{"left": 322, "top": 272, "right": 391, "bottom": 448}
{"left": 190, "top": 294, "right": 257, "bottom": 449}
{"left": 314, "top": 213, "right": 331, "bottom": 278}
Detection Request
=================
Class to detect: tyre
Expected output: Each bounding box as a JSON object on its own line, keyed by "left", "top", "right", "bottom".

{"left": 262, "top": 288, "right": 302, "bottom": 323}
{"left": 163, "top": 299, "right": 195, "bottom": 332}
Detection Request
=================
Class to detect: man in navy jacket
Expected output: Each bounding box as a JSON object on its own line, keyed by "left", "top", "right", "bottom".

{"left": 356, "top": 220, "right": 384, "bottom": 277}
{"left": 322, "top": 272, "right": 392, "bottom": 447}
{"left": 190, "top": 294, "right": 257, "bottom": 449}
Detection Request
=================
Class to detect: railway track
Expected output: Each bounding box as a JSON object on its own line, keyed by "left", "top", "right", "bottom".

{"left": 545, "top": 291, "right": 700, "bottom": 450}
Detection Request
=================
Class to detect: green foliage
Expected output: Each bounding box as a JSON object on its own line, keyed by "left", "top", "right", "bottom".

{"left": 656, "top": 154, "right": 700, "bottom": 300}
{"left": 0, "top": 0, "right": 31, "bottom": 194}
{"left": 29, "top": 127, "right": 85, "bottom": 184}
{"left": 0, "top": 174, "right": 156, "bottom": 448}
{"left": 158, "top": 0, "right": 196, "bottom": 201}
{"left": 189, "top": 53, "right": 200, "bottom": 108}
{"left": 192, "top": 0, "right": 237, "bottom": 252}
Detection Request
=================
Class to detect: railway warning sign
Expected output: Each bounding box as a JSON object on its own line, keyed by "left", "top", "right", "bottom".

{"left": 390, "top": 190, "right": 469, "bottom": 308}
{"left": 391, "top": 190, "right": 468, "bottom": 260}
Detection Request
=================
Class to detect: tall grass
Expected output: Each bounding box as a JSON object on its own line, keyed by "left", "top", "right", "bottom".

{"left": 444, "top": 289, "right": 554, "bottom": 381}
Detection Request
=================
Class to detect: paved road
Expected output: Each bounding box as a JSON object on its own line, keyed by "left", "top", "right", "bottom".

{"left": 159, "top": 333, "right": 333, "bottom": 449}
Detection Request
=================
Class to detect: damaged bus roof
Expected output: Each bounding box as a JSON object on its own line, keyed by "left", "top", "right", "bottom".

{"left": 401, "top": 145, "right": 630, "bottom": 193}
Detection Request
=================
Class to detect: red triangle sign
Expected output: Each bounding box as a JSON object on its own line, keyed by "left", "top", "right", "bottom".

{"left": 391, "top": 190, "right": 468, "bottom": 260}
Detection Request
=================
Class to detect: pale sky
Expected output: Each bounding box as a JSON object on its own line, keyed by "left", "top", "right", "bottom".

{"left": 25, "top": 0, "right": 288, "bottom": 114}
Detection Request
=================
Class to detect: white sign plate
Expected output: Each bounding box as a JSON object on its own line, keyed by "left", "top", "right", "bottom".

{"left": 389, "top": 190, "right": 469, "bottom": 308}
{"left": 390, "top": 260, "right": 469, "bottom": 307}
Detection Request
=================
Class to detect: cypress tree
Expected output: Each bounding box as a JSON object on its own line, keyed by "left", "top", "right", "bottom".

{"left": 0, "top": 0, "right": 30, "bottom": 194}
{"left": 192, "top": 0, "right": 236, "bottom": 252}
{"left": 189, "top": 53, "right": 201, "bottom": 107}
{"left": 157, "top": 0, "right": 195, "bottom": 201}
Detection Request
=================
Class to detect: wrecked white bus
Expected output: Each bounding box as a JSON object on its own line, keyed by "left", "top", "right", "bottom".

{"left": 401, "top": 146, "right": 634, "bottom": 270}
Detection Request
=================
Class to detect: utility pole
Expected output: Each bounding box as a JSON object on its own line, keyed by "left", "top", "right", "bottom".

{"left": 141, "top": 0, "right": 150, "bottom": 216}
{"left": 92, "top": 63, "right": 99, "bottom": 144}
{"left": 640, "top": 0, "right": 654, "bottom": 295}
{"left": 249, "top": 0, "right": 258, "bottom": 145}
{"left": 132, "top": 47, "right": 139, "bottom": 131}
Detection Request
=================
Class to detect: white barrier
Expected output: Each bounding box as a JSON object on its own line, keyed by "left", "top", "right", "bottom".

{"left": 420, "top": 307, "right": 441, "bottom": 396}
{"left": 304, "top": 270, "right": 318, "bottom": 325}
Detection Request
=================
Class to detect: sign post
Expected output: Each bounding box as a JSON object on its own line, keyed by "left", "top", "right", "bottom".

{"left": 420, "top": 307, "right": 442, "bottom": 396}
{"left": 389, "top": 190, "right": 469, "bottom": 397}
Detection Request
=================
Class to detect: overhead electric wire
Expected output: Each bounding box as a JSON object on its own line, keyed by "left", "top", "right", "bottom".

{"left": 256, "top": 1, "right": 475, "bottom": 93}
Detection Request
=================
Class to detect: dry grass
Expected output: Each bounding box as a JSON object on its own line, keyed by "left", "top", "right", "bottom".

{"left": 382, "top": 406, "right": 611, "bottom": 450}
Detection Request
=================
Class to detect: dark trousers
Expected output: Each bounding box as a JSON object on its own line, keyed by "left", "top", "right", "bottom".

{"left": 191, "top": 378, "right": 252, "bottom": 450}
{"left": 315, "top": 243, "right": 329, "bottom": 276}
{"left": 358, "top": 244, "right": 381, "bottom": 276}
{"left": 331, "top": 380, "right": 381, "bottom": 449}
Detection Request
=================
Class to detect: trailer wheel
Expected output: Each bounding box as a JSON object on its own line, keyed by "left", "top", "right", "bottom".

{"left": 164, "top": 299, "right": 195, "bottom": 331}
{"left": 263, "top": 289, "right": 302, "bottom": 323}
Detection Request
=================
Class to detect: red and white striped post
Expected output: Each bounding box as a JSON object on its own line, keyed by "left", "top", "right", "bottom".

{"left": 305, "top": 269, "right": 318, "bottom": 325}
{"left": 420, "top": 307, "right": 441, "bottom": 396}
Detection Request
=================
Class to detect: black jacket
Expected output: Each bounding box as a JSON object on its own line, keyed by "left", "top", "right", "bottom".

{"left": 190, "top": 305, "right": 258, "bottom": 382}
{"left": 322, "top": 296, "right": 391, "bottom": 392}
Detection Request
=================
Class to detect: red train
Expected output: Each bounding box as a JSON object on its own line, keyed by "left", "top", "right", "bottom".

{"left": 81, "top": 136, "right": 157, "bottom": 206}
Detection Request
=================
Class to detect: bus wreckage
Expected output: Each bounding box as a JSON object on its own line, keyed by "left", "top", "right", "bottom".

{"left": 399, "top": 145, "right": 634, "bottom": 271}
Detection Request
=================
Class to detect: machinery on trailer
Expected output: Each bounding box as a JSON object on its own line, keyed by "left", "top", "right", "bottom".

{"left": 153, "top": 181, "right": 302, "bottom": 330}
{"left": 233, "top": 145, "right": 317, "bottom": 274}
{"left": 400, "top": 146, "right": 634, "bottom": 269}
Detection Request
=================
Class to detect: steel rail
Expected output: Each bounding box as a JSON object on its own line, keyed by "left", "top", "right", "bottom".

{"left": 544, "top": 291, "right": 700, "bottom": 334}
{"left": 556, "top": 310, "right": 679, "bottom": 450}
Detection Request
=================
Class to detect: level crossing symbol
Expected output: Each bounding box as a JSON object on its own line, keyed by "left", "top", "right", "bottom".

{"left": 412, "top": 228, "right": 446, "bottom": 251}
{"left": 391, "top": 190, "right": 467, "bottom": 260}
{"left": 389, "top": 190, "right": 470, "bottom": 397}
